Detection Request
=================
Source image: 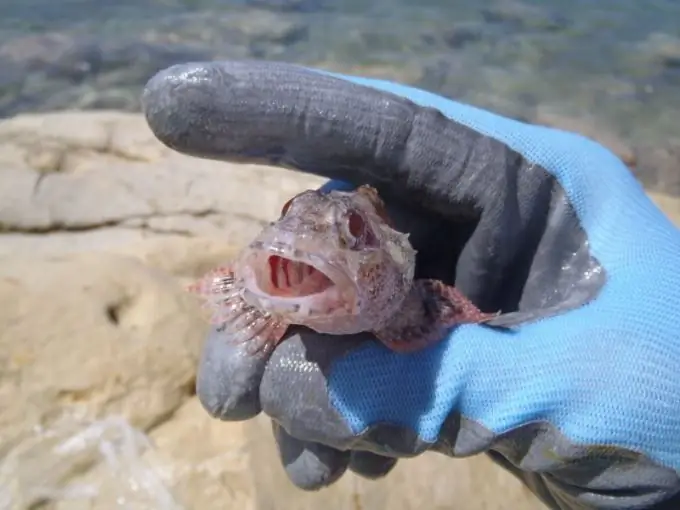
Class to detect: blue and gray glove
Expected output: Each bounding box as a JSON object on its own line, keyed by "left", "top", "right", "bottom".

{"left": 142, "top": 61, "right": 680, "bottom": 510}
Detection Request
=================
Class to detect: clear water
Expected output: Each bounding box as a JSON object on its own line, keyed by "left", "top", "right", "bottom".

{"left": 0, "top": 0, "right": 678, "bottom": 187}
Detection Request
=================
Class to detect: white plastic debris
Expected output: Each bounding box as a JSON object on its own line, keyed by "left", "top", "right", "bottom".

{"left": 0, "top": 415, "right": 184, "bottom": 510}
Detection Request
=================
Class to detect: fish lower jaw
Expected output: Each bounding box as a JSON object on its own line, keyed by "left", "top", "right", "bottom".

{"left": 241, "top": 285, "right": 347, "bottom": 320}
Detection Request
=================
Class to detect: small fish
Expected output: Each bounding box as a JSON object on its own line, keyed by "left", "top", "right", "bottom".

{"left": 188, "top": 185, "right": 505, "bottom": 355}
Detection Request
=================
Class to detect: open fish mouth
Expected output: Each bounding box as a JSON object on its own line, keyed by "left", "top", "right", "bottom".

{"left": 239, "top": 244, "right": 355, "bottom": 318}
{"left": 265, "top": 255, "right": 335, "bottom": 297}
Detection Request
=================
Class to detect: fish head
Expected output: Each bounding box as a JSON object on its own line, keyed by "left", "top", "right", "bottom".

{"left": 234, "top": 185, "right": 417, "bottom": 335}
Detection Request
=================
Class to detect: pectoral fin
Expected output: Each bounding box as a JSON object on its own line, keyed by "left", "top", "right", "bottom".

{"left": 188, "top": 264, "right": 289, "bottom": 355}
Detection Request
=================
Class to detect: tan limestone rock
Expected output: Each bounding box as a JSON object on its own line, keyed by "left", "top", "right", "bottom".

{"left": 0, "top": 110, "right": 325, "bottom": 256}
{"left": 0, "top": 252, "right": 204, "bottom": 456}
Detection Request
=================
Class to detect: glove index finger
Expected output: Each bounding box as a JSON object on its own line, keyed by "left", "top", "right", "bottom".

{"left": 141, "top": 60, "right": 413, "bottom": 186}
{"left": 141, "top": 60, "right": 513, "bottom": 217}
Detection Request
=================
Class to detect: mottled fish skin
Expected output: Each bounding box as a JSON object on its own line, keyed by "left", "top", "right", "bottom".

{"left": 189, "top": 185, "right": 501, "bottom": 354}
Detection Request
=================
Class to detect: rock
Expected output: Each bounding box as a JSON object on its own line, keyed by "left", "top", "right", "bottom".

{"left": 0, "top": 251, "right": 205, "bottom": 433}
{"left": 0, "top": 251, "right": 204, "bottom": 510}
{"left": 144, "top": 398, "right": 254, "bottom": 510}
{"left": 0, "top": 110, "right": 325, "bottom": 255}
{"left": 40, "top": 398, "right": 256, "bottom": 510}
{"left": 0, "top": 109, "right": 317, "bottom": 508}
{"left": 532, "top": 106, "right": 637, "bottom": 166}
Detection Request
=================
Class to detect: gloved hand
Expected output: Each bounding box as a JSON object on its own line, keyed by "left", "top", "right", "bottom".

{"left": 142, "top": 60, "right": 680, "bottom": 510}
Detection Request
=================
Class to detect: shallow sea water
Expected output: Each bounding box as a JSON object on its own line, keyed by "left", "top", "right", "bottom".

{"left": 0, "top": 0, "right": 678, "bottom": 189}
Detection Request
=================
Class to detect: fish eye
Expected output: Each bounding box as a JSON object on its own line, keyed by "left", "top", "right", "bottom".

{"left": 347, "top": 211, "right": 366, "bottom": 238}
{"left": 339, "top": 210, "right": 373, "bottom": 250}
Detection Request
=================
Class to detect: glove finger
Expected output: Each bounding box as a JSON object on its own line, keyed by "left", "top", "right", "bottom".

{"left": 259, "top": 326, "right": 364, "bottom": 447}
{"left": 272, "top": 420, "right": 350, "bottom": 491}
{"left": 141, "top": 60, "right": 520, "bottom": 219}
{"left": 348, "top": 451, "right": 398, "bottom": 480}
{"left": 196, "top": 325, "right": 270, "bottom": 420}
{"left": 260, "top": 326, "right": 431, "bottom": 457}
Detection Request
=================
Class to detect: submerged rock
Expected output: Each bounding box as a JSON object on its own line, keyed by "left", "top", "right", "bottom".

{"left": 480, "top": 0, "right": 570, "bottom": 32}
{"left": 0, "top": 8, "right": 311, "bottom": 117}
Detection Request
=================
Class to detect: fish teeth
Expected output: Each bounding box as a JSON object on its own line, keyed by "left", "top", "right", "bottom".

{"left": 274, "top": 258, "right": 316, "bottom": 290}
{"left": 294, "top": 261, "right": 305, "bottom": 285}
{"left": 286, "top": 260, "right": 299, "bottom": 287}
